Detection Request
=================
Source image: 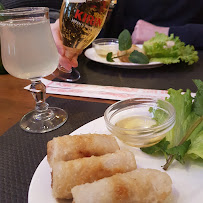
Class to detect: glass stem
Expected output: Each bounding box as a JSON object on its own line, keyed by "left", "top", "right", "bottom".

{"left": 30, "top": 80, "right": 49, "bottom": 112}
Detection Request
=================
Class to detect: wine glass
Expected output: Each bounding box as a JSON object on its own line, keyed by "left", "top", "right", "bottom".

{"left": 0, "top": 7, "right": 67, "bottom": 133}
{"left": 53, "top": 0, "right": 112, "bottom": 82}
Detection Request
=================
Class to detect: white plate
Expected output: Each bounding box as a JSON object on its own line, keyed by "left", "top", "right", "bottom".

{"left": 84, "top": 45, "right": 163, "bottom": 69}
{"left": 28, "top": 117, "right": 203, "bottom": 203}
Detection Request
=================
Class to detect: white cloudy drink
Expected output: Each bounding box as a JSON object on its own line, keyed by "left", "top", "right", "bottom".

{"left": 0, "top": 18, "right": 58, "bottom": 80}
{"left": 0, "top": 7, "right": 67, "bottom": 133}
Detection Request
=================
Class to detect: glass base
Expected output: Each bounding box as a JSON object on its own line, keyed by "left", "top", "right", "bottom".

{"left": 53, "top": 67, "right": 80, "bottom": 82}
{"left": 20, "top": 107, "right": 67, "bottom": 133}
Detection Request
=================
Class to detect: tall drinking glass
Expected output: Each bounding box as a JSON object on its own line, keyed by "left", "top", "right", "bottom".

{"left": 54, "top": 0, "right": 111, "bottom": 82}
{"left": 0, "top": 7, "right": 67, "bottom": 133}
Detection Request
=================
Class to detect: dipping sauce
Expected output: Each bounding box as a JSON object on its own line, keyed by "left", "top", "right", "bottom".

{"left": 115, "top": 116, "right": 156, "bottom": 129}
{"left": 94, "top": 43, "right": 118, "bottom": 57}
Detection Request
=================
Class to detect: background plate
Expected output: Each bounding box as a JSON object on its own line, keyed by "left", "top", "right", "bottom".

{"left": 84, "top": 45, "right": 163, "bottom": 69}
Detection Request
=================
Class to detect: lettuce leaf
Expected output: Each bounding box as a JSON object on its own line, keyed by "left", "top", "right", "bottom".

{"left": 187, "top": 122, "right": 203, "bottom": 159}
{"left": 193, "top": 79, "right": 203, "bottom": 116}
{"left": 141, "top": 79, "right": 203, "bottom": 170}
{"left": 143, "top": 32, "right": 199, "bottom": 65}
{"left": 165, "top": 80, "right": 203, "bottom": 159}
{"left": 165, "top": 88, "right": 194, "bottom": 147}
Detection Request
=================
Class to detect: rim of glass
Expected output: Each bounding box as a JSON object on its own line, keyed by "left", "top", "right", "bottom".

{"left": 0, "top": 7, "right": 49, "bottom": 16}
{"left": 93, "top": 38, "right": 118, "bottom": 44}
{"left": 104, "top": 97, "right": 176, "bottom": 133}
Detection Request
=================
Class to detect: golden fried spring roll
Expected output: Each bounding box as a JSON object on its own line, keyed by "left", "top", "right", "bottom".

{"left": 71, "top": 169, "right": 172, "bottom": 203}
{"left": 47, "top": 134, "right": 120, "bottom": 167}
{"left": 52, "top": 150, "right": 137, "bottom": 199}
{"left": 71, "top": 168, "right": 172, "bottom": 203}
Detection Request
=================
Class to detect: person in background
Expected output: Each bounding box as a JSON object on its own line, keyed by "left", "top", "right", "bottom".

{"left": 51, "top": 0, "right": 203, "bottom": 71}
{"left": 103, "top": 0, "right": 203, "bottom": 50}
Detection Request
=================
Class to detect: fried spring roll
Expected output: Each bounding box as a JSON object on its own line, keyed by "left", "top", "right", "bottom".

{"left": 71, "top": 168, "right": 172, "bottom": 203}
{"left": 52, "top": 150, "right": 137, "bottom": 199}
{"left": 47, "top": 134, "right": 120, "bottom": 167}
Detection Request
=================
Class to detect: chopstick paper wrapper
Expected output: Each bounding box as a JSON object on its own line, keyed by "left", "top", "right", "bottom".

{"left": 24, "top": 78, "right": 190, "bottom": 101}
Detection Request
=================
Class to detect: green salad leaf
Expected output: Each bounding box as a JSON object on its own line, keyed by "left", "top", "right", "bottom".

{"left": 129, "top": 50, "right": 149, "bottom": 64}
{"left": 141, "top": 79, "right": 203, "bottom": 170}
{"left": 118, "top": 29, "right": 132, "bottom": 51}
{"left": 165, "top": 140, "right": 191, "bottom": 165}
{"left": 149, "top": 100, "right": 171, "bottom": 125}
{"left": 106, "top": 52, "right": 115, "bottom": 62}
{"left": 141, "top": 138, "right": 170, "bottom": 159}
{"left": 143, "top": 32, "right": 199, "bottom": 65}
{"left": 106, "top": 30, "right": 198, "bottom": 65}
{"left": 106, "top": 29, "right": 149, "bottom": 63}
{"left": 193, "top": 79, "right": 203, "bottom": 116}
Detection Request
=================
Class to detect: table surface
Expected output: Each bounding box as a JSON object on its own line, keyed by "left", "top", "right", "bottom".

{"left": 0, "top": 74, "right": 114, "bottom": 136}
{"left": 76, "top": 50, "right": 203, "bottom": 92}
{"left": 0, "top": 49, "right": 202, "bottom": 203}
{"left": 0, "top": 50, "right": 202, "bottom": 136}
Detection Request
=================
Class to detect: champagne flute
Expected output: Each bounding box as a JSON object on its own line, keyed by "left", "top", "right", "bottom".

{"left": 0, "top": 7, "right": 67, "bottom": 133}
{"left": 53, "top": 0, "right": 111, "bottom": 82}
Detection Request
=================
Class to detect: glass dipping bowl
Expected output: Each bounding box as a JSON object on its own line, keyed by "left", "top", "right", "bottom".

{"left": 104, "top": 98, "right": 176, "bottom": 148}
{"left": 92, "top": 38, "right": 119, "bottom": 57}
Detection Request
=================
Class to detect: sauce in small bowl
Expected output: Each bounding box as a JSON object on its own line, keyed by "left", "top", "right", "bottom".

{"left": 104, "top": 98, "right": 176, "bottom": 148}
{"left": 92, "top": 38, "right": 118, "bottom": 57}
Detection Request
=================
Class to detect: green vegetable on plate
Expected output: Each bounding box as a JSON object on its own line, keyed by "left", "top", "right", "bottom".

{"left": 141, "top": 79, "right": 203, "bottom": 170}
{"left": 106, "top": 29, "right": 199, "bottom": 65}
{"left": 106, "top": 29, "right": 149, "bottom": 64}
{"left": 118, "top": 29, "right": 132, "bottom": 51}
{"left": 143, "top": 32, "right": 199, "bottom": 65}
